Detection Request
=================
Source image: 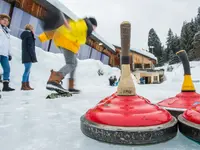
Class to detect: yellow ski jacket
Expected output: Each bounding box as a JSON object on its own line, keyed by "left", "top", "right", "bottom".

{"left": 38, "top": 19, "right": 88, "bottom": 54}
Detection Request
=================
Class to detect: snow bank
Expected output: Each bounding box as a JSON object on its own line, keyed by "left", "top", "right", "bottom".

{"left": 4, "top": 36, "right": 120, "bottom": 89}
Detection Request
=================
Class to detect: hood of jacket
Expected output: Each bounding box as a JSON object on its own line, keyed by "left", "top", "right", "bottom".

{"left": 84, "top": 18, "right": 94, "bottom": 37}
{"left": 20, "top": 30, "right": 34, "bottom": 40}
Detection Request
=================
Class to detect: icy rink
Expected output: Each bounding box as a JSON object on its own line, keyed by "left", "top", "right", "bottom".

{"left": 0, "top": 36, "right": 200, "bottom": 150}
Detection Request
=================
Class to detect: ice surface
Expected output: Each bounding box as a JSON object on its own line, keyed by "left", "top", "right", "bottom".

{"left": 0, "top": 36, "right": 200, "bottom": 150}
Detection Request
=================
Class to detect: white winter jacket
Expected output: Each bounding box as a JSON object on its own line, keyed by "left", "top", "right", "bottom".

{"left": 0, "top": 25, "right": 11, "bottom": 57}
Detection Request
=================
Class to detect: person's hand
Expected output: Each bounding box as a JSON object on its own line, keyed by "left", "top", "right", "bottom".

{"left": 64, "top": 19, "right": 71, "bottom": 30}
{"left": 8, "top": 55, "right": 12, "bottom": 61}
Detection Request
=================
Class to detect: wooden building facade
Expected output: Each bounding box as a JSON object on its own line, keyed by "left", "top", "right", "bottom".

{"left": 113, "top": 45, "right": 161, "bottom": 84}
{"left": 0, "top": 0, "right": 116, "bottom": 65}
{"left": 113, "top": 45, "right": 157, "bottom": 70}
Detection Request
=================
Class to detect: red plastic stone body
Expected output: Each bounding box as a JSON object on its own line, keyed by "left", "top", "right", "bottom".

{"left": 85, "top": 93, "right": 172, "bottom": 127}
{"left": 157, "top": 92, "right": 200, "bottom": 110}
{"left": 183, "top": 104, "right": 200, "bottom": 124}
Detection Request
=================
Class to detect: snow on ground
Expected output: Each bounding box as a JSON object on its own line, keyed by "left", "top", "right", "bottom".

{"left": 0, "top": 36, "right": 200, "bottom": 150}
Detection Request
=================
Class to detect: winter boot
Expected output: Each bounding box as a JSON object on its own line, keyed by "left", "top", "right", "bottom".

{"left": 0, "top": 74, "right": 2, "bottom": 83}
{"left": 46, "top": 69, "right": 66, "bottom": 93}
{"left": 21, "top": 82, "right": 30, "bottom": 90}
{"left": 2, "top": 80, "right": 15, "bottom": 92}
{"left": 68, "top": 79, "right": 80, "bottom": 94}
{"left": 26, "top": 82, "right": 34, "bottom": 90}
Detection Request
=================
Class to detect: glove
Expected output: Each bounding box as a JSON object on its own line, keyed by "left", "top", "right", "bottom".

{"left": 8, "top": 55, "right": 12, "bottom": 61}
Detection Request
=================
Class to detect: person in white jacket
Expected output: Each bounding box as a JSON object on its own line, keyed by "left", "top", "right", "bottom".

{"left": 0, "top": 14, "right": 15, "bottom": 91}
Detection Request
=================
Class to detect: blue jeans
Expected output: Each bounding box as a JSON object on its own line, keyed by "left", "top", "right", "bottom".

{"left": 0, "top": 55, "right": 10, "bottom": 81}
{"left": 22, "top": 63, "right": 32, "bottom": 82}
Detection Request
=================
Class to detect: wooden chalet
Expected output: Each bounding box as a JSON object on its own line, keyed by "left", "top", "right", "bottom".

{"left": 0, "top": 0, "right": 116, "bottom": 66}
{"left": 113, "top": 45, "right": 157, "bottom": 70}
{"left": 113, "top": 45, "right": 163, "bottom": 84}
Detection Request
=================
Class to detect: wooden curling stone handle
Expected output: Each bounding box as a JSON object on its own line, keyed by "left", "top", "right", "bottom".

{"left": 121, "top": 21, "right": 131, "bottom": 57}
{"left": 117, "top": 21, "right": 136, "bottom": 96}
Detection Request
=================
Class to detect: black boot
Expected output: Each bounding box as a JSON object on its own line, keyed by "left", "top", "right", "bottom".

{"left": 0, "top": 74, "right": 2, "bottom": 83}
{"left": 68, "top": 88, "right": 80, "bottom": 93}
{"left": 2, "top": 81, "right": 15, "bottom": 92}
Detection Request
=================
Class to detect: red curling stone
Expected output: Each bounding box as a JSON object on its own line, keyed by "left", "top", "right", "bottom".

{"left": 178, "top": 103, "right": 200, "bottom": 143}
{"left": 80, "top": 92, "right": 178, "bottom": 145}
{"left": 157, "top": 92, "right": 200, "bottom": 118}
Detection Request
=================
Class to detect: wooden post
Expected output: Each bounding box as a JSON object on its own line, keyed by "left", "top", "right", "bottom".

{"left": 117, "top": 21, "right": 136, "bottom": 96}
{"left": 47, "top": 39, "right": 52, "bottom": 52}
{"left": 8, "top": 1, "right": 15, "bottom": 28}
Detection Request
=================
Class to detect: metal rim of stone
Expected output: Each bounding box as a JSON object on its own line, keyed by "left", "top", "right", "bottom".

{"left": 80, "top": 115, "right": 178, "bottom": 145}
{"left": 178, "top": 114, "right": 200, "bottom": 143}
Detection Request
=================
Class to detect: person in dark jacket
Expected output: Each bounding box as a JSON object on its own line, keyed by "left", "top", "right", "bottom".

{"left": 20, "top": 24, "right": 37, "bottom": 90}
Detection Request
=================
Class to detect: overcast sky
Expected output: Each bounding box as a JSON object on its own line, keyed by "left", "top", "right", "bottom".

{"left": 59, "top": 0, "right": 200, "bottom": 50}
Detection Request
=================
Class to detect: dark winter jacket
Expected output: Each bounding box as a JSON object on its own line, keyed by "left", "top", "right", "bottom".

{"left": 20, "top": 30, "right": 37, "bottom": 63}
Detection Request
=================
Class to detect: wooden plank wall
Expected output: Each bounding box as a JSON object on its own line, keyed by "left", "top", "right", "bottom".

{"left": 113, "top": 46, "right": 156, "bottom": 69}
{"left": 5, "top": 0, "right": 46, "bottom": 19}
{"left": 86, "top": 38, "right": 115, "bottom": 65}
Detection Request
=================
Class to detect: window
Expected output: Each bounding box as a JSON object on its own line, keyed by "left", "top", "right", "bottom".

{"left": 90, "top": 48, "right": 101, "bottom": 60}
{"left": 0, "top": 1, "right": 10, "bottom": 15}
{"left": 101, "top": 54, "right": 109, "bottom": 65}
{"left": 154, "top": 76, "right": 158, "bottom": 82}
{"left": 144, "top": 64, "right": 151, "bottom": 68}
{"left": 134, "top": 64, "right": 142, "bottom": 68}
{"left": 10, "top": 7, "right": 49, "bottom": 51}
{"left": 78, "top": 44, "right": 92, "bottom": 60}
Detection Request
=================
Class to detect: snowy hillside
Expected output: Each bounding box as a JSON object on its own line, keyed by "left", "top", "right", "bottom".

{"left": 0, "top": 36, "right": 200, "bottom": 150}
{"left": 1, "top": 36, "right": 122, "bottom": 90}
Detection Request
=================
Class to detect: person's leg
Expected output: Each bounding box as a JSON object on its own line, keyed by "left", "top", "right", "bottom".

{"left": 22, "top": 63, "right": 31, "bottom": 82}
{"left": 46, "top": 48, "right": 77, "bottom": 92}
{"left": 1, "top": 56, "right": 10, "bottom": 81}
{"left": 1, "top": 56, "right": 15, "bottom": 91}
{"left": 58, "top": 49, "right": 77, "bottom": 76}
{"left": 21, "top": 63, "right": 32, "bottom": 90}
{"left": 26, "top": 63, "right": 33, "bottom": 90}
{"left": 26, "top": 64, "right": 31, "bottom": 82}
{"left": 0, "top": 56, "right": 1, "bottom": 97}
{"left": 26, "top": 63, "right": 34, "bottom": 90}
{"left": 68, "top": 58, "right": 80, "bottom": 93}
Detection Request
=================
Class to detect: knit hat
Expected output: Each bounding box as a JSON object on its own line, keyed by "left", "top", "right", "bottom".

{"left": 0, "top": 14, "right": 11, "bottom": 21}
{"left": 88, "top": 17, "right": 97, "bottom": 27}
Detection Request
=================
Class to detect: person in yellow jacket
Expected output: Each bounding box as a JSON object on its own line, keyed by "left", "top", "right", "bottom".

{"left": 38, "top": 17, "right": 97, "bottom": 93}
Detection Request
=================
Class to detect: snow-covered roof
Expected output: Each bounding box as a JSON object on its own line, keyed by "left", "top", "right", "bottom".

{"left": 45, "top": 0, "right": 115, "bottom": 52}
{"left": 130, "top": 48, "right": 157, "bottom": 60}
{"left": 114, "top": 44, "right": 157, "bottom": 60}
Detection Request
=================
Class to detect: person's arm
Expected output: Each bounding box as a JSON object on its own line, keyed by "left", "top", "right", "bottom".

{"left": 38, "top": 30, "right": 55, "bottom": 43}
{"left": 61, "top": 12, "right": 71, "bottom": 30}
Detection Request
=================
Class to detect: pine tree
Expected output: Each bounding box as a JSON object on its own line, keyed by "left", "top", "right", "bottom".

{"left": 180, "top": 21, "right": 196, "bottom": 52}
{"left": 166, "top": 29, "right": 181, "bottom": 54}
{"left": 166, "top": 28, "right": 174, "bottom": 52}
{"left": 197, "top": 7, "right": 200, "bottom": 30}
{"left": 194, "top": 17, "right": 199, "bottom": 32}
{"left": 148, "top": 28, "right": 162, "bottom": 57}
{"left": 193, "top": 31, "right": 200, "bottom": 49}
{"left": 168, "top": 50, "right": 174, "bottom": 61}
{"left": 163, "top": 48, "right": 168, "bottom": 62}
{"left": 173, "top": 34, "right": 181, "bottom": 53}
{"left": 157, "top": 46, "right": 166, "bottom": 66}
{"left": 168, "top": 50, "right": 180, "bottom": 65}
